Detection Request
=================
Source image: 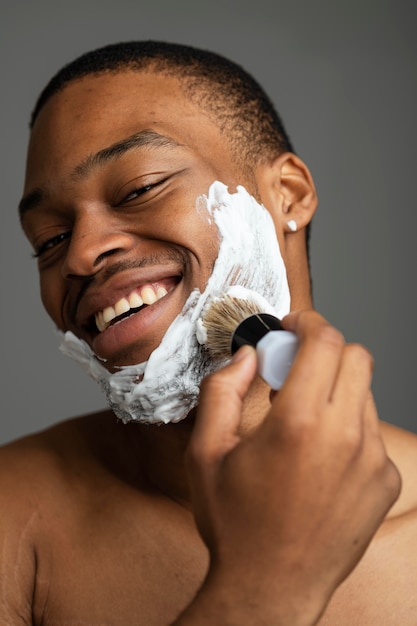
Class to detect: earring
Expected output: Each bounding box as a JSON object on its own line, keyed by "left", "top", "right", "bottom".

{"left": 287, "top": 219, "right": 297, "bottom": 232}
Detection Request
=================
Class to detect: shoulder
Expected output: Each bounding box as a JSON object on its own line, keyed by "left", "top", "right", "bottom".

{"left": 0, "top": 416, "right": 89, "bottom": 494}
{"left": 381, "top": 421, "right": 417, "bottom": 518}
{"left": 0, "top": 429, "right": 61, "bottom": 623}
{"left": 0, "top": 410, "right": 116, "bottom": 507}
{"left": 0, "top": 410, "right": 121, "bottom": 541}
{"left": 0, "top": 416, "right": 91, "bottom": 534}
{"left": 0, "top": 411, "right": 114, "bottom": 622}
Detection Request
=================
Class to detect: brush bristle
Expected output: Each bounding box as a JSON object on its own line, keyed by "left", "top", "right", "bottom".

{"left": 202, "top": 295, "right": 265, "bottom": 358}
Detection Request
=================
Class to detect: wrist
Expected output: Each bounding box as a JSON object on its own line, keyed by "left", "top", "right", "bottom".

{"left": 172, "top": 562, "right": 327, "bottom": 626}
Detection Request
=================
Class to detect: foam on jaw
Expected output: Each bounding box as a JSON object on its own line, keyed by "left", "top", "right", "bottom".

{"left": 59, "top": 181, "right": 291, "bottom": 424}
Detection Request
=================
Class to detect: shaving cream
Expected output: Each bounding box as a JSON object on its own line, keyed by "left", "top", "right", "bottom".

{"left": 59, "top": 181, "right": 291, "bottom": 424}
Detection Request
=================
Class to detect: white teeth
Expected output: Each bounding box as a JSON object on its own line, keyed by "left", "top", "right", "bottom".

{"left": 129, "top": 292, "right": 143, "bottom": 309}
{"left": 103, "top": 306, "right": 116, "bottom": 324}
{"left": 141, "top": 286, "right": 157, "bottom": 305}
{"left": 96, "top": 311, "right": 106, "bottom": 332}
{"left": 156, "top": 286, "right": 168, "bottom": 299}
{"left": 114, "top": 297, "right": 130, "bottom": 316}
{"left": 95, "top": 283, "right": 170, "bottom": 332}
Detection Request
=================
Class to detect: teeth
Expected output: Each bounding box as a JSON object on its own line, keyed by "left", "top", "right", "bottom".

{"left": 141, "top": 286, "right": 157, "bottom": 305}
{"left": 103, "top": 306, "right": 116, "bottom": 324}
{"left": 96, "top": 311, "right": 106, "bottom": 332}
{"left": 94, "top": 283, "right": 170, "bottom": 332}
{"left": 157, "top": 286, "right": 168, "bottom": 299}
{"left": 129, "top": 292, "right": 143, "bottom": 308}
{"left": 114, "top": 297, "right": 130, "bottom": 316}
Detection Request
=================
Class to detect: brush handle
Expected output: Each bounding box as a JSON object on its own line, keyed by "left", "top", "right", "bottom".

{"left": 256, "top": 330, "right": 298, "bottom": 390}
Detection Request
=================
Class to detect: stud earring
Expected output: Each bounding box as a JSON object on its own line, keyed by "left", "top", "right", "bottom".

{"left": 287, "top": 219, "right": 297, "bottom": 232}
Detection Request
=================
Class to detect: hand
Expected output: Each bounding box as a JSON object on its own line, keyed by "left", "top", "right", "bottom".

{"left": 180, "top": 311, "right": 401, "bottom": 625}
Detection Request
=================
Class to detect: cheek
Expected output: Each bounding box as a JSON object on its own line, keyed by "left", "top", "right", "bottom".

{"left": 39, "top": 273, "right": 65, "bottom": 329}
{"left": 143, "top": 209, "right": 220, "bottom": 272}
{"left": 182, "top": 217, "right": 221, "bottom": 277}
{"left": 153, "top": 181, "right": 222, "bottom": 256}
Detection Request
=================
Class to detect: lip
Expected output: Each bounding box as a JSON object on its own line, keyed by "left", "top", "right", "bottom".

{"left": 91, "top": 280, "right": 182, "bottom": 362}
{"left": 73, "top": 264, "right": 186, "bottom": 359}
{"left": 77, "top": 265, "right": 183, "bottom": 323}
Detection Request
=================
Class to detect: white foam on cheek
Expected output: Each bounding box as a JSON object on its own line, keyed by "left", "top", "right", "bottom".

{"left": 59, "top": 181, "right": 290, "bottom": 425}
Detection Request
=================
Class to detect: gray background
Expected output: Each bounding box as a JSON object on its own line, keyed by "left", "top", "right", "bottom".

{"left": 1, "top": 0, "right": 416, "bottom": 444}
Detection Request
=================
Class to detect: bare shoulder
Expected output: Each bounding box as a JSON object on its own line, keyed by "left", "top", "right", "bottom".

{"left": 0, "top": 433, "right": 42, "bottom": 623}
{"left": 0, "top": 409, "right": 113, "bottom": 527}
{"left": 380, "top": 421, "right": 417, "bottom": 518}
{"left": 0, "top": 410, "right": 111, "bottom": 498}
{"left": 0, "top": 410, "right": 113, "bottom": 623}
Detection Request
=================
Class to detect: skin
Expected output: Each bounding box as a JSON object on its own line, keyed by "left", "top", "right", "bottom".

{"left": 1, "top": 69, "right": 416, "bottom": 624}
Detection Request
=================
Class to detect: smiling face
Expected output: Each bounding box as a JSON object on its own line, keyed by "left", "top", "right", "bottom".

{"left": 21, "top": 70, "right": 261, "bottom": 371}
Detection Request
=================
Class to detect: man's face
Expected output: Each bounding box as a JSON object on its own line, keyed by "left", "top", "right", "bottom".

{"left": 21, "top": 71, "right": 255, "bottom": 371}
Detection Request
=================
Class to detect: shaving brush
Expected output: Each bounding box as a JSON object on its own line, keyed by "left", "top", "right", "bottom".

{"left": 200, "top": 294, "right": 298, "bottom": 389}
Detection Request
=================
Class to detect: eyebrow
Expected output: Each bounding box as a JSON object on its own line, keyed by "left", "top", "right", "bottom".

{"left": 18, "top": 188, "right": 44, "bottom": 222}
{"left": 18, "top": 129, "right": 181, "bottom": 221}
{"left": 72, "top": 129, "right": 181, "bottom": 180}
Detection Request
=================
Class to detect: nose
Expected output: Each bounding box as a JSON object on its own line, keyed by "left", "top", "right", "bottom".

{"left": 61, "top": 210, "right": 135, "bottom": 278}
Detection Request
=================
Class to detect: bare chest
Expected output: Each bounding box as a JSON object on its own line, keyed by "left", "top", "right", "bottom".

{"left": 34, "top": 495, "right": 208, "bottom": 626}
{"left": 318, "top": 513, "right": 417, "bottom": 625}
{"left": 33, "top": 497, "right": 417, "bottom": 626}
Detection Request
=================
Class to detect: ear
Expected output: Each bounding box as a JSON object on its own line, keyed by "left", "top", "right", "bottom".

{"left": 256, "top": 152, "right": 318, "bottom": 310}
{"left": 257, "top": 152, "right": 318, "bottom": 236}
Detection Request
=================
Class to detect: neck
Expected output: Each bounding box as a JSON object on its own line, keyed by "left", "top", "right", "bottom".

{"left": 100, "top": 375, "right": 271, "bottom": 507}
{"left": 137, "top": 416, "right": 196, "bottom": 507}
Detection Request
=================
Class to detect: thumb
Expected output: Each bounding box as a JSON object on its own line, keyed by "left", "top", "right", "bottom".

{"left": 188, "top": 346, "right": 257, "bottom": 467}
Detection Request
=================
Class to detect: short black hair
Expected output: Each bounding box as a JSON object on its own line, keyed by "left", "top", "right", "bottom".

{"left": 31, "top": 40, "right": 294, "bottom": 170}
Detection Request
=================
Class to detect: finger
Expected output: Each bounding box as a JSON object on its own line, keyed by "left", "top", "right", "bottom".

{"left": 329, "top": 343, "right": 374, "bottom": 426}
{"left": 362, "top": 394, "right": 402, "bottom": 510}
{"left": 361, "top": 393, "right": 389, "bottom": 458}
{"left": 279, "top": 310, "right": 345, "bottom": 407}
{"left": 188, "top": 345, "right": 258, "bottom": 467}
{"left": 363, "top": 391, "right": 382, "bottom": 436}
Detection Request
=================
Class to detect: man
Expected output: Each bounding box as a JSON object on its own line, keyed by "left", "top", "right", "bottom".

{"left": 1, "top": 41, "right": 415, "bottom": 624}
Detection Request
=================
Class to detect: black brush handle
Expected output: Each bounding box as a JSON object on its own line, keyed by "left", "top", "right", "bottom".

{"left": 231, "top": 313, "right": 283, "bottom": 353}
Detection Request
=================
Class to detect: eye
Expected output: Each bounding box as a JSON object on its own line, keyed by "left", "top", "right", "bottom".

{"left": 120, "top": 184, "right": 154, "bottom": 204}
{"left": 33, "top": 231, "right": 71, "bottom": 258}
{"left": 118, "top": 179, "right": 168, "bottom": 206}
